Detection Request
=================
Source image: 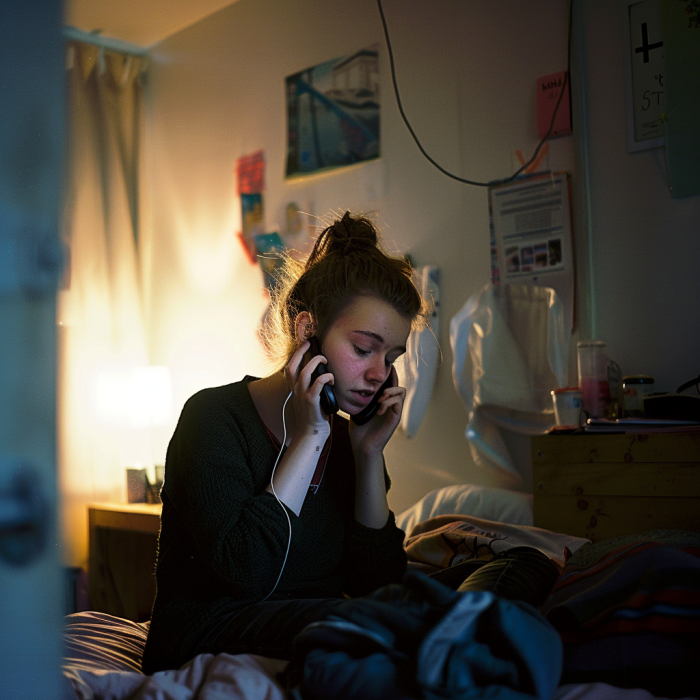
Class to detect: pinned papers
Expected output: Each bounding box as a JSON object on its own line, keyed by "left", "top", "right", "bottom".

{"left": 489, "top": 172, "right": 575, "bottom": 332}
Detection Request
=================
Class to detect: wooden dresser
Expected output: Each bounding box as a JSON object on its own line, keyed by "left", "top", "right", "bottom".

{"left": 531, "top": 432, "right": 700, "bottom": 542}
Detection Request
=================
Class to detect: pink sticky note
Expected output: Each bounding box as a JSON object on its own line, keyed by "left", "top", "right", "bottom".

{"left": 537, "top": 71, "right": 571, "bottom": 139}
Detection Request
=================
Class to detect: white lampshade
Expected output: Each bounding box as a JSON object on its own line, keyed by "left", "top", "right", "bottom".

{"left": 129, "top": 366, "right": 173, "bottom": 428}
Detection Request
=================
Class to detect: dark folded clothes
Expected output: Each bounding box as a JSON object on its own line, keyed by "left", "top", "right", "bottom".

{"left": 286, "top": 569, "right": 563, "bottom": 700}
{"left": 541, "top": 530, "right": 700, "bottom": 699}
{"left": 430, "top": 546, "right": 560, "bottom": 610}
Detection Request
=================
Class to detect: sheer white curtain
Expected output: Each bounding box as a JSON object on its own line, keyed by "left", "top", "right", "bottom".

{"left": 58, "top": 43, "right": 149, "bottom": 566}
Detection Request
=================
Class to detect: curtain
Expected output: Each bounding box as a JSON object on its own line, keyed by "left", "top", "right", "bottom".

{"left": 58, "top": 43, "right": 149, "bottom": 566}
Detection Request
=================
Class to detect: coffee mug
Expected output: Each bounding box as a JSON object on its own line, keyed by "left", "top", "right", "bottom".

{"left": 551, "top": 387, "right": 584, "bottom": 427}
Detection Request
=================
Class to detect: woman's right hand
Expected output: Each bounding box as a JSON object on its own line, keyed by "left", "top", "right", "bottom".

{"left": 285, "top": 340, "right": 333, "bottom": 439}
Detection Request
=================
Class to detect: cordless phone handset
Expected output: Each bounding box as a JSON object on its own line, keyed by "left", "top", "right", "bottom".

{"left": 302, "top": 336, "right": 339, "bottom": 416}
{"left": 351, "top": 371, "right": 393, "bottom": 425}
{"left": 301, "top": 336, "right": 392, "bottom": 425}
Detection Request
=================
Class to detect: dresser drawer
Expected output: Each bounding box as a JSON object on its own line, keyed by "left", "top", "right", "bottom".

{"left": 531, "top": 433, "right": 700, "bottom": 541}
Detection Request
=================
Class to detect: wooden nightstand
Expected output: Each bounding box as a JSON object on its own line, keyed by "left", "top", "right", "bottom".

{"left": 88, "top": 502, "right": 162, "bottom": 622}
{"left": 531, "top": 433, "right": 700, "bottom": 542}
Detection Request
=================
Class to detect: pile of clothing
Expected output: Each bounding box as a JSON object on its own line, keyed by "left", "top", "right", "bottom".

{"left": 284, "top": 570, "right": 563, "bottom": 700}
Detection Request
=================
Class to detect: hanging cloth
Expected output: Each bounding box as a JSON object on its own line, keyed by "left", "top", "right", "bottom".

{"left": 450, "top": 283, "right": 567, "bottom": 487}
{"left": 398, "top": 265, "right": 440, "bottom": 438}
{"left": 58, "top": 42, "right": 149, "bottom": 565}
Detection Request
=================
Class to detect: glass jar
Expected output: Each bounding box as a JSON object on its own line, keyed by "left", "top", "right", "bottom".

{"left": 622, "top": 375, "right": 655, "bottom": 417}
{"left": 577, "top": 340, "right": 610, "bottom": 418}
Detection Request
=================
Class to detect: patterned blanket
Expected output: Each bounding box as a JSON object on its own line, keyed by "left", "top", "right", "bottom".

{"left": 541, "top": 531, "right": 700, "bottom": 699}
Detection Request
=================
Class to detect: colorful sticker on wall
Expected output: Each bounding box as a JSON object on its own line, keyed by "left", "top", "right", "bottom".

{"left": 285, "top": 45, "right": 380, "bottom": 177}
{"left": 238, "top": 192, "right": 265, "bottom": 263}
{"left": 235, "top": 149, "right": 266, "bottom": 263}
{"left": 256, "top": 231, "right": 287, "bottom": 355}
{"left": 283, "top": 203, "right": 304, "bottom": 237}
{"left": 236, "top": 150, "right": 265, "bottom": 195}
{"left": 255, "top": 232, "right": 286, "bottom": 292}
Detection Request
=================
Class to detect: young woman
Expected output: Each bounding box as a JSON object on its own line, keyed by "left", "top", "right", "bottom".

{"left": 142, "top": 212, "right": 427, "bottom": 673}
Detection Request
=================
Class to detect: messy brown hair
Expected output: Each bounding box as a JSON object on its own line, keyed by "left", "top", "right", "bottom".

{"left": 263, "top": 211, "right": 427, "bottom": 370}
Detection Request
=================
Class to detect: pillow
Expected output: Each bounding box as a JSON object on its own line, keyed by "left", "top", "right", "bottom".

{"left": 396, "top": 484, "right": 533, "bottom": 538}
{"left": 63, "top": 611, "right": 149, "bottom": 674}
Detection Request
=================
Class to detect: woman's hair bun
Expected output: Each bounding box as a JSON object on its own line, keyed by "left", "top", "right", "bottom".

{"left": 306, "top": 211, "right": 377, "bottom": 266}
{"left": 262, "top": 209, "right": 426, "bottom": 370}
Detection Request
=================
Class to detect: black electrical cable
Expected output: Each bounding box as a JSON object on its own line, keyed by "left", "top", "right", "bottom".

{"left": 376, "top": 0, "right": 573, "bottom": 187}
{"left": 676, "top": 374, "right": 700, "bottom": 394}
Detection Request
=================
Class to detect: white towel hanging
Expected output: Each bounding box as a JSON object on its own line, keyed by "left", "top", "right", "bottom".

{"left": 398, "top": 266, "right": 440, "bottom": 438}
{"left": 450, "top": 283, "right": 567, "bottom": 486}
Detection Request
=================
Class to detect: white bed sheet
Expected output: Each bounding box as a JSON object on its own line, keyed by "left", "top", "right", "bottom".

{"left": 65, "top": 652, "right": 287, "bottom": 700}
{"left": 66, "top": 658, "right": 698, "bottom": 700}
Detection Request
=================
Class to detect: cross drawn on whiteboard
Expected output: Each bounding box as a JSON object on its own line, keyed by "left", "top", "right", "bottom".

{"left": 635, "top": 22, "right": 663, "bottom": 63}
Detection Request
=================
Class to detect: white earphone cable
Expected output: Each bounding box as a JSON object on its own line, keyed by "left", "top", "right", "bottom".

{"left": 259, "top": 389, "right": 293, "bottom": 603}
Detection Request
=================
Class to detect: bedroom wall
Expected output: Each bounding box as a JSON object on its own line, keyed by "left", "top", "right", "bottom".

{"left": 142, "top": 0, "right": 575, "bottom": 514}
{"left": 575, "top": 0, "right": 700, "bottom": 394}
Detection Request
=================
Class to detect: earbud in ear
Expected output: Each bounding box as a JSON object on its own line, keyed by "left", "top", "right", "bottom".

{"left": 303, "top": 322, "right": 318, "bottom": 342}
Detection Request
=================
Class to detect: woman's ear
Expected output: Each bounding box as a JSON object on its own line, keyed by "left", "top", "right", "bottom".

{"left": 294, "top": 312, "right": 316, "bottom": 344}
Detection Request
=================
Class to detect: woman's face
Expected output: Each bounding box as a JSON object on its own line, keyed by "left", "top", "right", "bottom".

{"left": 320, "top": 296, "right": 411, "bottom": 415}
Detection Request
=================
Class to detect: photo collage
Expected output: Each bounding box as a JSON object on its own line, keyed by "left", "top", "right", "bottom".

{"left": 505, "top": 237, "right": 563, "bottom": 275}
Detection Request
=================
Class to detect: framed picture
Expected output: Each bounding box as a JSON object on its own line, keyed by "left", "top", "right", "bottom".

{"left": 286, "top": 45, "right": 380, "bottom": 177}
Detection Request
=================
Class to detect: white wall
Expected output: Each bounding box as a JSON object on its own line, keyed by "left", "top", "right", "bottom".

{"left": 142, "top": 0, "right": 575, "bottom": 514}
{"left": 577, "top": 0, "right": 700, "bottom": 393}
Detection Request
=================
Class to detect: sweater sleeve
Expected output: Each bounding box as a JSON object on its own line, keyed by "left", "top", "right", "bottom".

{"left": 341, "top": 500, "right": 408, "bottom": 598}
{"left": 162, "top": 388, "right": 292, "bottom": 599}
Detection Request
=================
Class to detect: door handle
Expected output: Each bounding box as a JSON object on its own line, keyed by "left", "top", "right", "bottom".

{"left": 0, "top": 460, "right": 49, "bottom": 566}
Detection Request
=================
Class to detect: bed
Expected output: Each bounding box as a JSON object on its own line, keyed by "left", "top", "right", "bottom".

{"left": 62, "top": 485, "right": 700, "bottom": 700}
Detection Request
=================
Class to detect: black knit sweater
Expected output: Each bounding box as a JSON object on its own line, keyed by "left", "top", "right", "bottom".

{"left": 142, "top": 377, "right": 407, "bottom": 673}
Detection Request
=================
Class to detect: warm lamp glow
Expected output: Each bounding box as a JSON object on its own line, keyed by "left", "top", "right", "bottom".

{"left": 92, "top": 365, "right": 173, "bottom": 428}
{"left": 93, "top": 369, "right": 130, "bottom": 425}
{"left": 130, "top": 366, "right": 173, "bottom": 428}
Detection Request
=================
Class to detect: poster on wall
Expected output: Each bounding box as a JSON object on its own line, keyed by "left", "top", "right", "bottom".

{"left": 285, "top": 45, "right": 380, "bottom": 178}
{"left": 489, "top": 172, "right": 575, "bottom": 332}
{"left": 236, "top": 149, "right": 265, "bottom": 194}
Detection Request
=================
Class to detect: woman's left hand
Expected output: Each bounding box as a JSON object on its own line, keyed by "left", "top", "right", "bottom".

{"left": 348, "top": 366, "right": 405, "bottom": 460}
